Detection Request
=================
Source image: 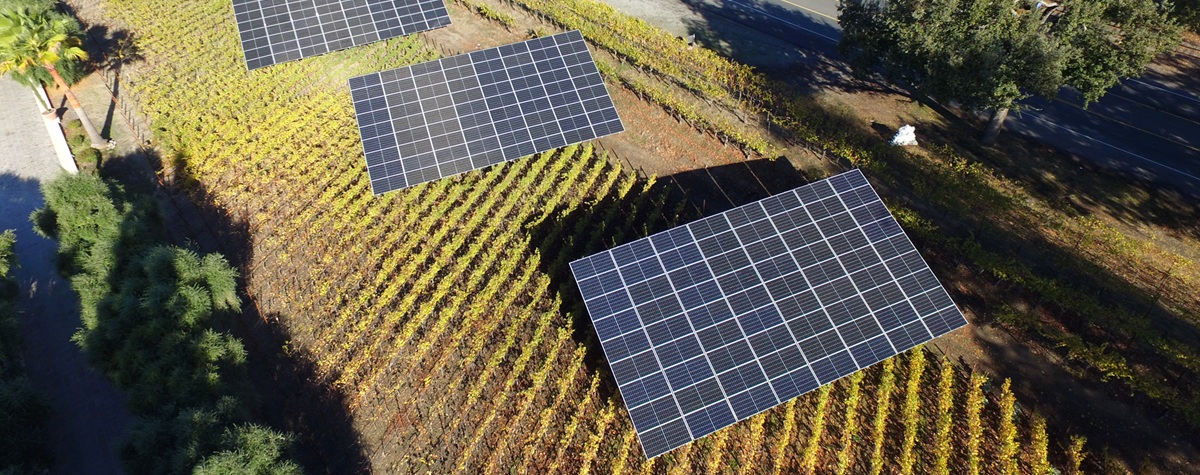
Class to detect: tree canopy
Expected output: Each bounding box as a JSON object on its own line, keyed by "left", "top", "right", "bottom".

{"left": 0, "top": 2, "right": 86, "bottom": 87}
{"left": 33, "top": 174, "right": 299, "bottom": 474}
{"left": 1174, "top": 0, "right": 1200, "bottom": 31}
{"left": 838, "top": 0, "right": 1181, "bottom": 142}
{"left": 1, "top": 3, "right": 106, "bottom": 146}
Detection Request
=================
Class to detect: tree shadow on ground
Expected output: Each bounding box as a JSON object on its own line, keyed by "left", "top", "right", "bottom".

{"left": 768, "top": 65, "right": 1200, "bottom": 243}
{"left": 100, "top": 150, "right": 371, "bottom": 474}
{"left": 671, "top": 0, "right": 1200, "bottom": 237}
{"left": 4, "top": 172, "right": 139, "bottom": 475}
{"left": 1144, "top": 47, "right": 1200, "bottom": 115}
{"left": 913, "top": 101, "right": 1200, "bottom": 241}
{"left": 54, "top": 3, "right": 144, "bottom": 142}
{"left": 859, "top": 131, "right": 1200, "bottom": 471}
{"left": 676, "top": 0, "right": 904, "bottom": 96}
{"left": 912, "top": 206, "right": 1200, "bottom": 472}
{"left": 678, "top": 0, "right": 840, "bottom": 56}
{"left": 87, "top": 26, "right": 141, "bottom": 141}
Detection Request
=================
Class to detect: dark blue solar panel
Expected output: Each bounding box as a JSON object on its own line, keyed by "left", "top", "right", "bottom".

{"left": 569, "top": 169, "right": 967, "bottom": 459}
{"left": 349, "top": 30, "right": 624, "bottom": 194}
{"left": 233, "top": 0, "right": 450, "bottom": 70}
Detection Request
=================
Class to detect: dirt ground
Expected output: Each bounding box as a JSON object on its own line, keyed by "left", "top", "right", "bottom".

{"left": 822, "top": 85, "right": 1200, "bottom": 472}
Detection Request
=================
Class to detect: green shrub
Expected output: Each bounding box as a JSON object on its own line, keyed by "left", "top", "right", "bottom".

{"left": 32, "top": 174, "right": 127, "bottom": 277}
{"left": 0, "top": 230, "right": 53, "bottom": 473}
{"left": 64, "top": 120, "right": 87, "bottom": 149}
{"left": 195, "top": 425, "right": 302, "bottom": 475}
{"left": 62, "top": 118, "right": 82, "bottom": 135}
{"left": 0, "top": 231, "right": 18, "bottom": 364}
{"left": 75, "top": 147, "right": 101, "bottom": 167}
{"left": 33, "top": 174, "right": 298, "bottom": 475}
{"left": 0, "top": 377, "right": 53, "bottom": 471}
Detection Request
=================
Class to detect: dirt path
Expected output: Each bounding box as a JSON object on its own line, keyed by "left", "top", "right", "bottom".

{"left": 0, "top": 78, "right": 129, "bottom": 475}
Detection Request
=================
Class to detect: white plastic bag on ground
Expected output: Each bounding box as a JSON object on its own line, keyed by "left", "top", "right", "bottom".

{"left": 890, "top": 124, "right": 918, "bottom": 146}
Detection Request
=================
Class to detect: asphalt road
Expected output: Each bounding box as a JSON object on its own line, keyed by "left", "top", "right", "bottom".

{"left": 604, "top": 0, "right": 1200, "bottom": 196}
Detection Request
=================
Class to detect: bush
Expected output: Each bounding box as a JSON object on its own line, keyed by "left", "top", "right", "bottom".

{"left": 63, "top": 119, "right": 87, "bottom": 148}
{"left": 75, "top": 147, "right": 101, "bottom": 167}
{"left": 33, "top": 175, "right": 298, "bottom": 474}
{"left": 0, "top": 231, "right": 19, "bottom": 368}
{"left": 1174, "top": 0, "right": 1200, "bottom": 32}
{"left": 194, "top": 425, "right": 302, "bottom": 475}
{"left": 0, "top": 230, "right": 53, "bottom": 473}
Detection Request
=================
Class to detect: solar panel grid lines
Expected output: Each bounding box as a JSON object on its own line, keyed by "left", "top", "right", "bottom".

{"left": 232, "top": 0, "right": 451, "bottom": 70}
{"left": 569, "top": 169, "right": 968, "bottom": 459}
{"left": 349, "top": 30, "right": 625, "bottom": 194}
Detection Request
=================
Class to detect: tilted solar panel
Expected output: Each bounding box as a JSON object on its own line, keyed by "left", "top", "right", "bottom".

{"left": 569, "top": 169, "right": 967, "bottom": 458}
{"left": 349, "top": 30, "right": 624, "bottom": 194}
{"left": 233, "top": 0, "right": 451, "bottom": 70}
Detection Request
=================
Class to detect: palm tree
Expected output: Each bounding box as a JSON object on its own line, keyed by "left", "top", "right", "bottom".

{"left": 0, "top": 7, "right": 106, "bottom": 148}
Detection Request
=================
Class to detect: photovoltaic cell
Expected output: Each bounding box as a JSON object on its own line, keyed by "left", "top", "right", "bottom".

{"left": 570, "top": 169, "right": 967, "bottom": 459}
{"left": 348, "top": 30, "right": 624, "bottom": 194}
{"left": 233, "top": 0, "right": 450, "bottom": 70}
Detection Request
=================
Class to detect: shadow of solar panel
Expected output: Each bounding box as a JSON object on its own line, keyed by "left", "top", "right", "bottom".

{"left": 349, "top": 30, "right": 625, "bottom": 194}
{"left": 569, "top": 169, "right": 967, "bottom": 459}
{"left": 233, "top": 0, "right": 451, "bottom": 70}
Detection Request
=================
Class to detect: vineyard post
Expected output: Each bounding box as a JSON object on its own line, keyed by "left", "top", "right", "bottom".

{"left": 1141, "top": 258, "right": 1178, "bottom": 319}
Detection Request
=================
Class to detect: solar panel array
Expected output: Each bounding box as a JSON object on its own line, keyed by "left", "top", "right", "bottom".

{"left": 569, "top": 170, "right": 967, "bottom": 459}
{"left": 233, "top": 0, "right": 451, "bottom": 70}
{"left": 349, "top": 30, "right": 624, "bottom": 194}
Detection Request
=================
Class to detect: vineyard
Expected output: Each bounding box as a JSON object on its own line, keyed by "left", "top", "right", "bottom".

{"left": 52, "top": 0, "right": 1200, "bottom": 472}
{"left": 477, "top": 0, "right": 1200, "bottom": 467}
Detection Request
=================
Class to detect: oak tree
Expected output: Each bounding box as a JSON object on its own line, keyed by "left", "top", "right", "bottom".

{"left": 839, "top": 0, "right": 1181, "bottom": 144}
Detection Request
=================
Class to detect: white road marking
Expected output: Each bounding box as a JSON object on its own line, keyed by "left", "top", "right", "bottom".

{"left": 726, "top": 0, "right": 842, "bottom": 43}
{"left": 772, "top": 0, "right": 840, "bottom": 21}
{"left": 1021, "top": 110, "right": 1200, "bottom": 183}
{"left": 1050, "top": 98, "right": 1200, "bottom": 153}
{"left": 1126, "top": 78, "right": 1200, "bottom": 105}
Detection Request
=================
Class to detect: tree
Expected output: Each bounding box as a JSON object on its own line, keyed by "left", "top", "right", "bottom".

{"left": 194, "top": 425, "right": 302, "bottom": 475}
{"left": 33, "top": 174, "right": 302, "bottom": 474}
{"left": 0, "top": 0, "right": 86, "bottom": 111}
{"left": 839, "top": 0, "right": 1181, "bottom": 144}
{"left": 0, "top": 7, "right": 106, "bottom": 148}
{"left": 1173, "top": 0, "right": 1200, "bottom": 31}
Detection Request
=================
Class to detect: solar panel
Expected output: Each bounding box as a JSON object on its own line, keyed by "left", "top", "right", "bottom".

{"left": 569, "top": 169, "right": 967, "bottom": 459}
{"left": 232, "top": 0, "right": 451, "bottom": 70}
{"left": 348, "top": 30, "right": 625, "bottom": 194}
